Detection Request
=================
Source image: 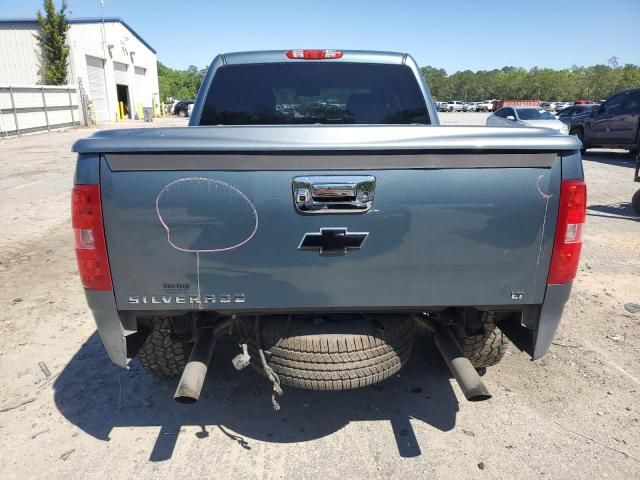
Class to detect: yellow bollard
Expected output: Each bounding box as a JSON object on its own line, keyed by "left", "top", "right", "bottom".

{"left": 161, "top": 102, "right": 165, "bottom": 117}
{"left": 119, "top": 101, "right": 125, "bottom": 121}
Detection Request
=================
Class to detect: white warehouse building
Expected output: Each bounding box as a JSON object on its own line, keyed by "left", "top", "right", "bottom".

{"left": 0, "top": 17, "right": 160, "bottom": 123}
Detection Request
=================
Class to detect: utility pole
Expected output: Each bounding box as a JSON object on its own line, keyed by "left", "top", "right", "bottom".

{"left": 99, "top": 0, "right": 113, "bottom": 121}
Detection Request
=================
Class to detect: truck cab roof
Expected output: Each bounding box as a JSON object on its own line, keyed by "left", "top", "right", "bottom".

{"left": 221, "top": 49, "right": 407, "bottom": 65}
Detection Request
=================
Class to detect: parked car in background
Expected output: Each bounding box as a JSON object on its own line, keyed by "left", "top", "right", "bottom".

{"left": 188, "top": 103, "right": 194, "bottom": 117}
{"left": 487, "top": 106, "right": 569, "bottom": 134}
{"left": 571, "top": 88, "right": 640, "bottom": 153}
{"left": 174, "top": 100, "right": 195, "bottom": 117}
{"left": 447, "top": 101, "right": 464, "bottom": 112}
{"left": 170, "top": 100, "right": 182, "bottom": 114}
{"left": 554, "top": 102, "right": 573, "bottom": 112}
{"left": 556, "top": 104, "right": 599, "bottom": 128}
{"left": 633, "top": 155, "right": 640, "bottom": 214}
{"left": 435, "top": 101, "right": 448, "bottom": 112}
{"left": 464, "top": 102, "right": 480, "bottom": 112}
{"left": 478, "top": 100, "right": 496, "bottom": 112}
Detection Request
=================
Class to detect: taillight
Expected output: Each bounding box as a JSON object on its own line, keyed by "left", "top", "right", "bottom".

{"left": 285, "top": 49, "right": 343, "bottom": 60}
{"left": 71, "top": 185, "right": 112, "bottom": 290}
{"left": 548, "top": 179, "right": 586, "bottom": 285}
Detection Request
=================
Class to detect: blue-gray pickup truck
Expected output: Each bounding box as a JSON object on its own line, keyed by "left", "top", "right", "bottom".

{"left": 72, "top": 49, "right": 586, "bottom": 406}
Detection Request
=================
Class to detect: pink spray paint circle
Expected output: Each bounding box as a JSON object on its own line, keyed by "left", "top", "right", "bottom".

{"left": 155, "top": 177, "right": 258, "bottom": 253}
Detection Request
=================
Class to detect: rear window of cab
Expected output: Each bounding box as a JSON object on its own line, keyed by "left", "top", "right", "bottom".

{"left": 199, "top": 62, "right": 430, "bottom": 125}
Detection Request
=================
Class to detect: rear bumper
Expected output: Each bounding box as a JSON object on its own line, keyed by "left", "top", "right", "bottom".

{"left": 86, "top": 283, "right": 573, "bottom": 368}
{"left": 85, "top": 290, "right": 135, "bottom": 368}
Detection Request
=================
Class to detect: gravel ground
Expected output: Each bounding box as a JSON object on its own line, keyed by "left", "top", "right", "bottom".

{"left": 0, "top": 114, "right": 638, "bottom": 479}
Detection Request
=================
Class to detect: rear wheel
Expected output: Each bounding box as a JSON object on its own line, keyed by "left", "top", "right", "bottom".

{"left": 459, "top": 312, "right": 509, "bottom": 368}
{"left": 572, "top": 127, "right": 587, "bottom": 154}
{"left": 137, "top": 317, "right": 190, "bottom": 376}
{"left": 178, "top": 109, "right": 187, "bottom": 117}
{"left": 242, "top": 315, "right": 416, "bottom": 391}
{"left": 632, "top": 189, "right": 640, "bottom": 215}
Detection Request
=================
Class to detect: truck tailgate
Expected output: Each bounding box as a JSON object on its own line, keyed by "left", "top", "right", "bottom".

{"left": 99, "top": 151, "right": 561, "bottom": 311}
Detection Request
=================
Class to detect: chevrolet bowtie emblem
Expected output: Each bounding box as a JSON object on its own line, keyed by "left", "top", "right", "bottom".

{"left": 298, "top": 228, "right": 368, "bottom": 255}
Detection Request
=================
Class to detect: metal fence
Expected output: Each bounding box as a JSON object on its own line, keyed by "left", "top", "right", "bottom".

{"left": 0, "top": 84, "right": 83, "bottom": 137}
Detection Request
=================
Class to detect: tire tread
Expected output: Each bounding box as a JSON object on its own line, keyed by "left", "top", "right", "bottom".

{"left": 460, "top": 312, "right": 509, "bottom": 368}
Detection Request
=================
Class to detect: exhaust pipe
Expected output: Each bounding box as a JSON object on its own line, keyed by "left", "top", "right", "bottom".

{"left": 174, "top": 328, "right": 216, "bottom": 404}
{"left": 417, "top": 316, "right": 491, "bottom": 401}
{"left": 432, "top": 324, "right": 492, "bottom": 401}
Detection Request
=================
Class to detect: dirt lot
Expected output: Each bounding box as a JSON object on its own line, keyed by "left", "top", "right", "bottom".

{"left": 0, "top": 114, "right": 638, "bottom": 479}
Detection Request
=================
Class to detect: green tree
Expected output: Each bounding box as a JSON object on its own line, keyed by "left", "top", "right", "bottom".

{"left": 36, "top": 0, "right": 70, "bottom": 85}
{"left": 419, "top": 61, "right": 640, "bottom": 102}
{"left": 420, "top": 66, "right": 448, "bottom": 100}
{"left": 158, "top": 62, "right": 208, "bottom": 101}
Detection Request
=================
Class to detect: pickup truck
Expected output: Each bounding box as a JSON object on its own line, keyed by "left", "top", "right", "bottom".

{"left": 570, "top": 87, "right": 640, "bottom": 154}
{"left": 72, "top": 49, "right": 585, "bottom": 407}
{"left": 447, "top": 101, "right": 464, "bottom": 112}
{"left": 478, "top": 100, "right": 496, "bottom": 112}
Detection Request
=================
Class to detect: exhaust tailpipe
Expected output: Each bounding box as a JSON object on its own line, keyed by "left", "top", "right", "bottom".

{"left": 174, "top": 328, "right": 216, "bottom": 404}
{"left": 432, "top": 324, "right": 491, "bottom": 401}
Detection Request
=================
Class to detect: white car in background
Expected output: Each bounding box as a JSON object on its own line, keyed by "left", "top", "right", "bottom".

{"left": 463, "top": 102, "right": 480, "bottom": 112}
{"left": 447, "top": 101, "right": 464, "bottom": 112}
{"left": 554, "top": 102, "right": 573, "bottom": 112}
{"left": 435, "top": 101, "right": 449, "bottom": 112}
{"left": 486, "top": 106, "right": 569, "bottom": 134}
{"left": 478, "top": 100, "right": 496, "bottom": 112}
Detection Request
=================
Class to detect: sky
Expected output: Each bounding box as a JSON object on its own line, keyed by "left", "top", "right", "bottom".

{"left": 2, "top": 0, "right": 639, "bottom": 72}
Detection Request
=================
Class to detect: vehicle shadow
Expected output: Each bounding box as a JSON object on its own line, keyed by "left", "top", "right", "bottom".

{"left": 53, "top": 332, "right": 460, "bottom": 461}
{"left": 582, "top": 150, "right": 636, "bottom": 167}
{"left": 587, "top": 202, "right": 639, "bottom": 221}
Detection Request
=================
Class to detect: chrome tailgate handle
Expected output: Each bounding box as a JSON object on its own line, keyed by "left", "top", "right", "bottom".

{"left": 293, "top": 175, "right": 376, "bottom": 214}
{"left": 311, "top": 183, "right": 357, "bottom": 200}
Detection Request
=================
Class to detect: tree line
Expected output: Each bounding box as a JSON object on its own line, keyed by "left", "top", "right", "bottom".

{"left": 421, "top": 58, "right": 640, "bottom": 102}
{"left": 158, "top": 58, "right": 640, "bottom": 104}
{"left": 158, "top": 63, "right": 207, "bottom": 102}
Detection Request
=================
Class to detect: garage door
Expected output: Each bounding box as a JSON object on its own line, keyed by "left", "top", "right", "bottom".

{"left": 85, "top": 55, "right": 109, "bottom": 122}
{"left": 114, "top": 62, "right": 128, "bottom": 85}
{"left": 134, "top": 66, "right": 149, "bottom": 106}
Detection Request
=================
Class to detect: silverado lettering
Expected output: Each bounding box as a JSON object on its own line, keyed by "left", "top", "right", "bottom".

{"left": 128, "top": 294, "right": 245, "bottom": 304}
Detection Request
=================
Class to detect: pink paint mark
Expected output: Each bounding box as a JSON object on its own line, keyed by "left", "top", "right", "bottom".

{"left": 533, "top": 174, "right": 553, "bottom": 292}
{"left": 536, "top": 174, "right": 553, "bottom": 201}
{"left": 155, "top": 177, "right": 259, "bottom": 308}
{"left": 155, "top": 177, "right": 258, "bottom": 253}
{"left": 196, "top": 251, "right": 202, "bottom": 310}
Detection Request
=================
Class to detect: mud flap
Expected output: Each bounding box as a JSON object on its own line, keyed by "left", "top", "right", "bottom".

{"left": 85, "top": 290, "right": 137, "bottom": 367}
{"left": 531, "top": 283, "right": 572, "bottom": 359}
